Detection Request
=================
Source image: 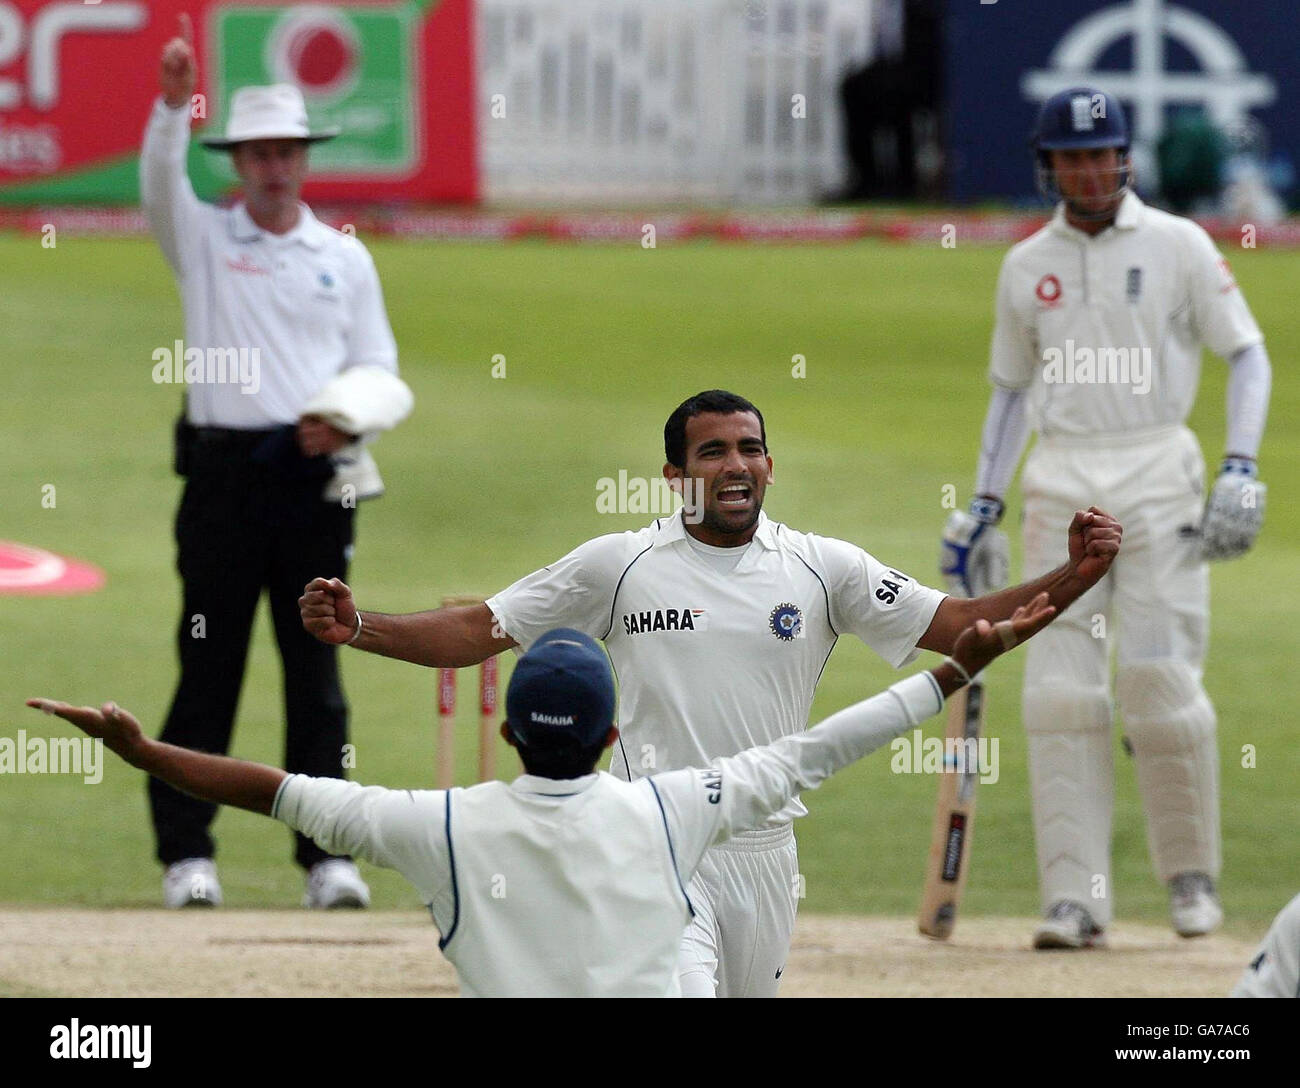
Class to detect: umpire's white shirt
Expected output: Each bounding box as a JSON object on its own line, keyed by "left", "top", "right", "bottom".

{"left": 274, "top": 672, "right": 943, "bottom": 997}
{"left": 486, "top": 511, "right": 945, "bottom": 823}
{"left": 990, "top": 192, "right": 1263, "bottom": 437}
{"left": 140, "top": 98, "right": 399, "bottom": 428}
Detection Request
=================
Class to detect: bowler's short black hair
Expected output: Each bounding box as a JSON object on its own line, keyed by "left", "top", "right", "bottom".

{"left": 663, "top": 390, "right": 767, "bottom": 469}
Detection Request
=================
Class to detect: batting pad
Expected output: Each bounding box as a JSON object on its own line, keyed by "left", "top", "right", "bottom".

{"left": 1116, "top": 660, "right": 1221, "bottom": 882}
{"left": 1023, "top": 684, "right": 1116, "bottom": 925}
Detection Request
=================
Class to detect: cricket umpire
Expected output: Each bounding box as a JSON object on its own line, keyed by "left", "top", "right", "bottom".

{"left": 141, "top": 16, "right": 411, "bottom": 908}
{"left": 941, "top": 87, "right": 1271, "bottom": 948}
{"left": 28, "top": 595, "right": 1059, "bottom": 996}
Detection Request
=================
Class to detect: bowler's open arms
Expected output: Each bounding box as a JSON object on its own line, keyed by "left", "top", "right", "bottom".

{"left": 298, "top": 508, "right": 1121, "bottom": 666}
{"left": 28, "top": 597, "right": 1055, "bottom": 911}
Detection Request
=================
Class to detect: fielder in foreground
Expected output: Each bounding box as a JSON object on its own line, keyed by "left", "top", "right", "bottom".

{"left": 29, "top": 596, "right": 1055, "bottom": 998}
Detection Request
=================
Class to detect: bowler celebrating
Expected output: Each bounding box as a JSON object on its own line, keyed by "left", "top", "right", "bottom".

{"left": 302, "top": 390, "right": 1122, "bottom": 995}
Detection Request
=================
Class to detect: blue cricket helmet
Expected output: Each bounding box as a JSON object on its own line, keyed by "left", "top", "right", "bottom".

{"left": 1033, "top": 87, "right": 1130, "bottom": 152}
{"left": 1032, "top": 87, "right": 1132, "bottom": 210}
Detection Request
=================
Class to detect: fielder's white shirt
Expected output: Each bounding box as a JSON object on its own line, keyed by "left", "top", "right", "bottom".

{"left": 990, "top": 192, "right": 1263, "bottom": 437}
{"left": 274, "top": 671, "right": 943, "bottom": 997}
{"left": 1232, "top": 892, "right": 1300, "bottom": 998}
{"left": 140, "top": 98, "right": 399, "bottom": 428}
{"left": 486, "top": 510, "right": 946, "bottom": 823}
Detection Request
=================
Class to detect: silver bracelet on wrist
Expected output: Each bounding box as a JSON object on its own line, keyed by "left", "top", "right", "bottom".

{"left": 943, "top": 656, "right": 972, "bottom": 686}
{"left": 347, "top": 611, "right": 364, "bottom": 645}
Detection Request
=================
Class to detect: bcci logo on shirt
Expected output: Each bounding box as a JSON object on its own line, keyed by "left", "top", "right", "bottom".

{"left": 769, "top": 602, "right": 804, "bottom": 641}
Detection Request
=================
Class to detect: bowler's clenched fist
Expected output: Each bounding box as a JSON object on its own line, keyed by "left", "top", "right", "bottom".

{"left": 300, "top": 577, "right": 359, "bottom": 644}
{"left": 1066, "top": 506, "right": 1123, "bottom": 587}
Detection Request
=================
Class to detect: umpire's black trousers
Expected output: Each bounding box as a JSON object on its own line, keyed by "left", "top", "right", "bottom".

{"left": 149, "top": 425, "right": 354, "bottom": 870}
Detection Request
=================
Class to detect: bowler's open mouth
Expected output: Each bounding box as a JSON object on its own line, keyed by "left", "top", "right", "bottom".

{"left": 717, "top": 482, "right": 752, "bottom": 507}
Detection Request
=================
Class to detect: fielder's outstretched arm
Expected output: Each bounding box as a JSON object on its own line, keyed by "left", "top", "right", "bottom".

{"left": 23, "top": 700, "right": 425, "bottom": 886}
{"left": 918, "top": 507, "right": 1121, "bottom": 654}
{"left": 299, "top": 577, "right": 516, "bottom": 666}
{"left": 25, "top": 699, "right": 284, "bottom": 815}
{"left": 655, "top": 594, "right": 1057, "bottom": 869}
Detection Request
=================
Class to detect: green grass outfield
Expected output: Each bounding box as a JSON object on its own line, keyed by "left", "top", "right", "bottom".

{"left": 1, "top": 233, "right": 1296, "bottom": 935}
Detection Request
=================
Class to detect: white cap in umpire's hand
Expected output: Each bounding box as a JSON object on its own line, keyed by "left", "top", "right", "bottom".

{"left": 200, "top": 84, "right": 340, "bottom": 149}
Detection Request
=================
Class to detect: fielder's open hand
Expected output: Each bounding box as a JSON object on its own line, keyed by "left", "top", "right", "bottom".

{"left": 1065, "top": 506, "right": 1122, "bottom": 587}
{"left": 950, "top": 592, "right": 1056, "bottom": 678}
{"left": 300, "top": 577, "right": 359, "bottom": 644}
{"left": 26, "top": 699, "right": 144, "bottom": 761}
{"left": 160, "top": 13, "right": 197, "bottom": 110}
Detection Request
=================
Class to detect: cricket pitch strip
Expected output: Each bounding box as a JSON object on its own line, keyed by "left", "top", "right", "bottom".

{"left": 0, "top": 909, "right": 1251, "bottom": 997}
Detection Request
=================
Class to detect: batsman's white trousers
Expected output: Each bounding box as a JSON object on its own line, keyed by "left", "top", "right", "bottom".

{"left": 1020, "top": 424, "right": 1219, "bottom": 926}
{"left": 678, "top": 824, "right": 798, "bottom": 998}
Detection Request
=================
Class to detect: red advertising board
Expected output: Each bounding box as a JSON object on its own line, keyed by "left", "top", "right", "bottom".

{"left": 0, "top": 0, "right": 477, "bottom": 203}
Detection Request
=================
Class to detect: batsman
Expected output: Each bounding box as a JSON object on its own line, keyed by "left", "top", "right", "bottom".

{"left": 941, "top": 87, "right": 1272, "bottom": 948}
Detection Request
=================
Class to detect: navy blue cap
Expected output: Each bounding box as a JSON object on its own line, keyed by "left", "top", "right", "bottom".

{"left": 1033, "top": 87, "right": 1129, "bottom": 151}
{"left": 506, "top": 628, "right": 615, "bottom": 751}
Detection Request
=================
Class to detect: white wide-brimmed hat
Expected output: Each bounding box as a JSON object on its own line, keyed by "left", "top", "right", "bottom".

{"left": 200, "top": 83, "right": 340, "bottom": 149}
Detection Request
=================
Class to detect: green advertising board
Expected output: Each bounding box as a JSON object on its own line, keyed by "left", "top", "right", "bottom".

{"left": 211, "top": 3, "right": 420, "bottom": 180}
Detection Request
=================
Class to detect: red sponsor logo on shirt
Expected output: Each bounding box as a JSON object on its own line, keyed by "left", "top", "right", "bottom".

{"left": 1035, "top": 274, "right": 1063, "bottom": 307}
{"left": 1217, "top": 257, "right": 1238, "bottom": 294}
{"left": 226, "top": 255, "right": 269, "bottom": 276}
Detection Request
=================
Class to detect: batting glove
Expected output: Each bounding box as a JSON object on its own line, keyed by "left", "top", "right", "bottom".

{"left": 940, "top": 497, "right": 1010, "bottom": 599}
{"left": 1200, "top": 457, "right": 1266, "bottom": 561}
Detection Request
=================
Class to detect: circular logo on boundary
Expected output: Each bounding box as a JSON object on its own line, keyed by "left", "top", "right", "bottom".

{"left": 266, "top": 6, "right": 362, "bottom": 105}
{"left": 0, "top": 541, "right": 105, "bottom": 596}
{"left": 769, "top": 602, "right": 803, "bottom": 641}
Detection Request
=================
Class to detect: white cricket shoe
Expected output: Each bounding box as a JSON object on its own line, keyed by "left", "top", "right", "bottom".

{"left": 304, "top": 859, "right": 370, "bottom": 909}
{"left": 1169, "top": 872, "right": 1223, "bottom": 938}
{"left": 1032, "top": 900, "right": 1105, "bottom": 949}
{"left": 163, "top": 857, "right": 222, "bottom": 908}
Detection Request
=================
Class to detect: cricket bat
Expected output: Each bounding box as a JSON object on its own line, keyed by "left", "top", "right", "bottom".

{"left": 917, "top": 674, "right": 985, "bottom": 940}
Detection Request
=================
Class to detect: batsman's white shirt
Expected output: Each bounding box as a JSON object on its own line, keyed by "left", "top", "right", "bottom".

{"left": 486, "top": 510, "right": 945, "bottom": 824}
{"left": 990, "top": 192, "right": 1263, "bottom": 435}
{"left": 140, "top": 98, "right": 399, "bottom": 428}
{"left": 273, "top": 672, "right": 943, "bottom": 997}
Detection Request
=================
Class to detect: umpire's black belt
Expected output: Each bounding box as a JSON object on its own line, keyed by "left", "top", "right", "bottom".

{"left": 190, "top": 424, "right": 284, "bottom": 449}
{"left": 175, "top": 421, "right": 332, "bottom": 486}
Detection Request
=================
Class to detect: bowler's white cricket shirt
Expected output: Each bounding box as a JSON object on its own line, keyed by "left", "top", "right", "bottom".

{"left": 990, "top": 192, "right": 1263, "bottom": 437}
{"left": 486, "top": 510, "right": 946, "bottom": 823}
{"left": 273, "top": 672, "right": 942, "bottom": 997}
{"left": 140, "top": 98, "right": 398, "bottom": 428}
